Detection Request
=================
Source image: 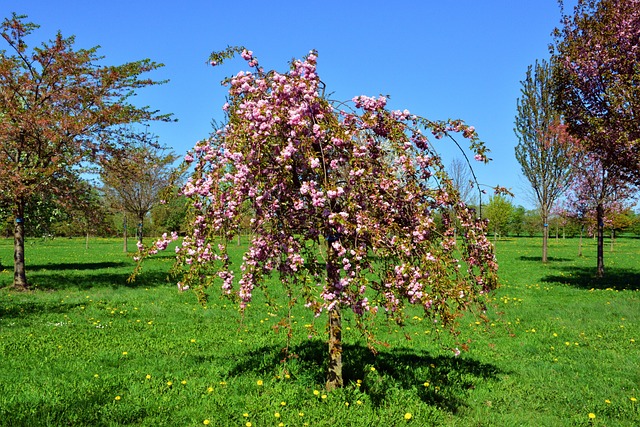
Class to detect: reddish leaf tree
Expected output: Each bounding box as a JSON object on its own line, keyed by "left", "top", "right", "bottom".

{"left": 560, "top": 123, "right": 637, "bottom": 276}
{"left": 553, "top": 0, "right": 640, "bottom": 184}
{"left": 0, "top": 14, "right": 171, "bottom": 289}
{"left": 135, "top": 48, "right": 500, "bottom": 390}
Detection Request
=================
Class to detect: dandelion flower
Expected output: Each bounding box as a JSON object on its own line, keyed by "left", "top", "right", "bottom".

{"left": 631, "top": 397, "right": 637, "bottom": 402}
{"left": 313, "top": 390, "right": 320, "bottom": 396}
{"left": 181, "top": 380, "right": 187, "bottom": 385}
{"left": 122, "top": 351, "right": 128, "bottom": 355}
{"left": 605, "top": 399, "right": 611, "bottom": 404}
{"left": 274, "top": 412, "right": 280, "bottom": 418}
{"left": 167, "top": 381, "right": 173, "bottom": 386}
{"left": 246, "top": 423, "right": 252, "bottom": 427}
{"left": 207, "top": 387, "right": 214, "bottom": 393}
{"left": 145, "top": 374, "right": 151, "bottom": 380}
{"left": 404, "top": 412, "right": 412, "bottom": 420}
{"left": 356, "top": 400, "right": 362, "bottom": 405}
{"left": 115, "top": 396, "right": 121, "bottom": 401}
{"left": 243, "top": 413, "right": 249, "bottom": 418}
{"left": 370, "top": 367, "right": 376, "bottom": 372}
{"left": 280, "top": 401, "right": 286, "bottom": 406}
{"left": 256, "top": 380, "right": 263, "bottom": 386}
{"left": 203, "top": 420, "right": 210, "bottom": 425}
{"left": 321, "top": 394, "right": 327, "bottom": 399}
{"left": 588, "top": 413, "right": 596, "bottom": 419}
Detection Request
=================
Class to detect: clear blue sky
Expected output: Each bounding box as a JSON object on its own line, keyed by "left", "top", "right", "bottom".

{"left": 3, "top": 0, "right": 575, "bottom": 209}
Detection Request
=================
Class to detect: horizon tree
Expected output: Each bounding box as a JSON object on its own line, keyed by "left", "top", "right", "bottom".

{"left": 514, "top": 59, "right": 572, "bottom": 262}
{"left": 134, "top": 47, "right": 501, "bottom": 390}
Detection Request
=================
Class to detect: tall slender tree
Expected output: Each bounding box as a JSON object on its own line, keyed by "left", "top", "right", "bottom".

{"left": 514, "top": 59, "right": 572, "bottom": 262}
{"left": 0, "top": 14, "right": 171, "bottom": 289}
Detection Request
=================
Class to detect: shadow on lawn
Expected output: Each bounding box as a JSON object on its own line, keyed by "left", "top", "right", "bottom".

{"left": 0, "top": 268, "right": 173, "bottom": 292}
{"left": 541, "top": 266, "right": 640, "bottom": 290}
{"left": 228, "top": 340, "right": 501, "bottom": 413}
{"left": 518, "top": 256, "right": 573, "bottom": 262}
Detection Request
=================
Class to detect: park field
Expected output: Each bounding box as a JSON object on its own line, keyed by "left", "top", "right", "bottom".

{"left": 0, "top": 236, "right": 638, "bottom": 426}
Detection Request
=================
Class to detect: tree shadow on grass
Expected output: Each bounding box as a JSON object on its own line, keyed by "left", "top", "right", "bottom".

{"left": 27, "top": 261, "right": 130, "bottom": 271}
{"left": 27, "top": 270, "right": 173, "bottom": 291}
{"left": 518, "top": 256, "right": 573, "bottom": 262}
{"left": 0, "top": 268, "right": 173, "bottom": 292}
{"left": 225, "top": 340, "right": 501, "bottom": 413}
{"left": 541, "top": 266, "right": 640, "bottom": 290}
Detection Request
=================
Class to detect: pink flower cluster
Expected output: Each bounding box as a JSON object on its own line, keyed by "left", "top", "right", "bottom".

{"left": 133, "top": 48, "right": 499, "bottom": 346}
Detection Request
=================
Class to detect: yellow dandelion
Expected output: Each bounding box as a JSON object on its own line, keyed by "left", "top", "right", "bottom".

{"left": 356, "top": 400, "right": 362, "bottom": 405}
{"left": 203, "top": 420, "right": 210, "bottom": 425}
{"left": 588, "top": 413, "right": 596, "bottom": 419}
{"left": 246, "top": 423, "right": 252, "bottom": 427}
{"left": 404, "top": 412, "right": 412, "bottom": 420}
{"left": 278, "top": 423, "right": 284, "bottom": 427}
{"left": 423, "top": 382, "right": 430, "bottom": 387}
{"left": 181, "top": 380, "right": 187, "bottom": 385}
{"left": 345, "top": 402, "right": 349, "bottom": 406}
{"left": 207, "top": 387, "right": 214, "bottom": 393}
{"left": 243, "top": 413, "right": 249, "bottom": 418}
{"left": 190, "top": 339, "right": 196, "bottom": 343}
{"left": 274, "top": 412, "right": 281, "bottom": 418}
{"left": 631, "top": 397, "right": 637, "bottom": 402}
{"left": 280, "top": 401, "right": 286, "bottom": 406}
{"left": 114, "top": 395, "right": 121, "bottom": 401}
{"left": 122, "top": 351, "right": 128, "bottom": 356}
{"left": 370, "top": 367, "right": 376, "bottom": 372}
{"left": 256, "top": 380, "right": 263, "bottom": 386}
{"left": 298, "top": 412, "right": 304, "bottom": 417}
{"left": 167, "top": 381, "right": 173, "bottom": 386}
{"left": 313, "top": 390, "right": 320, "bottom": 396}
{"left": 605, "top": 399, "right": 611, "bottom": 404}
{"left": 321, "top": 394, "right": 327, "bottom": 399}
{"left": 145, "top": 374, "right": 151, "bottom": 380}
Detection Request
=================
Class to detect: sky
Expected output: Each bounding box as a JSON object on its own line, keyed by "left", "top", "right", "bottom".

{"left": 2, "top": 0, "right": 576, "bottom": 209}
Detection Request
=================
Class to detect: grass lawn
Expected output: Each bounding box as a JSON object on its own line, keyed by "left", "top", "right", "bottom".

{"left": 0, "top": 236, "right": 638, "bottom": 426}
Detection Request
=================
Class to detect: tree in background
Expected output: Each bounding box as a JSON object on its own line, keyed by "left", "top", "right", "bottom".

{"left": 134, "top": 48, "right": 499, "bottom": 390}
{"left": 100, "top": 137, "right": 178, "bottom": 248}
{"left": 514, "top": 59, "right": 572, "bottom": 262}
{"left": 484, "top": 195, "right": 515, "bottom": 241}
{"left": 0, "top": 14, "right": 171, "bottom": 290}
{"left": 565, "top": 139, "right": 637, "bottom": 276}
{"left": 448, "top": 157, "right": 476, "bottom": 205}
{"left": 553, "top": 0, "right": 640, "bottom": 184}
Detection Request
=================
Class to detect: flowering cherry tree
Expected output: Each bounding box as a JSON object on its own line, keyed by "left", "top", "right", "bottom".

{"left": 136, "top": 48, "right": 499, "bottom": 390}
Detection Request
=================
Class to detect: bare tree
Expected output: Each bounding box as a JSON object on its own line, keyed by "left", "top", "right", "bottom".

{"left": 101, "top": 135, "right": 178, "bottom": 247}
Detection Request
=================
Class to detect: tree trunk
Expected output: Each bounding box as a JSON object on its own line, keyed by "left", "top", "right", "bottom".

{"left": 123, "top": 214, "right": 128, "bottom": 252}
{"left": 596, "top": 203, "right": 605, "bottom": 277}
{"left": 542, "top": 213, "right": 548, "bottom": 263}
{"left": 137, "top": 214, "right": 144, "bottom": 244}
{"left": 13, "top": 199, "right": 28, "bottom": 291}
{"left": 610, "top": 229, "right": 614, "bottom": 253}
{"left": 578, "top": 226, "right": 583, "bottom": 257}
{"left": 326, "top": 240, "right": 343, "bottom": 391}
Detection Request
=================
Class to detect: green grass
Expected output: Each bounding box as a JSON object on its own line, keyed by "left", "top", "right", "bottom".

{"left": 0, "top": 236, "right": 638, "bottom": 426}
